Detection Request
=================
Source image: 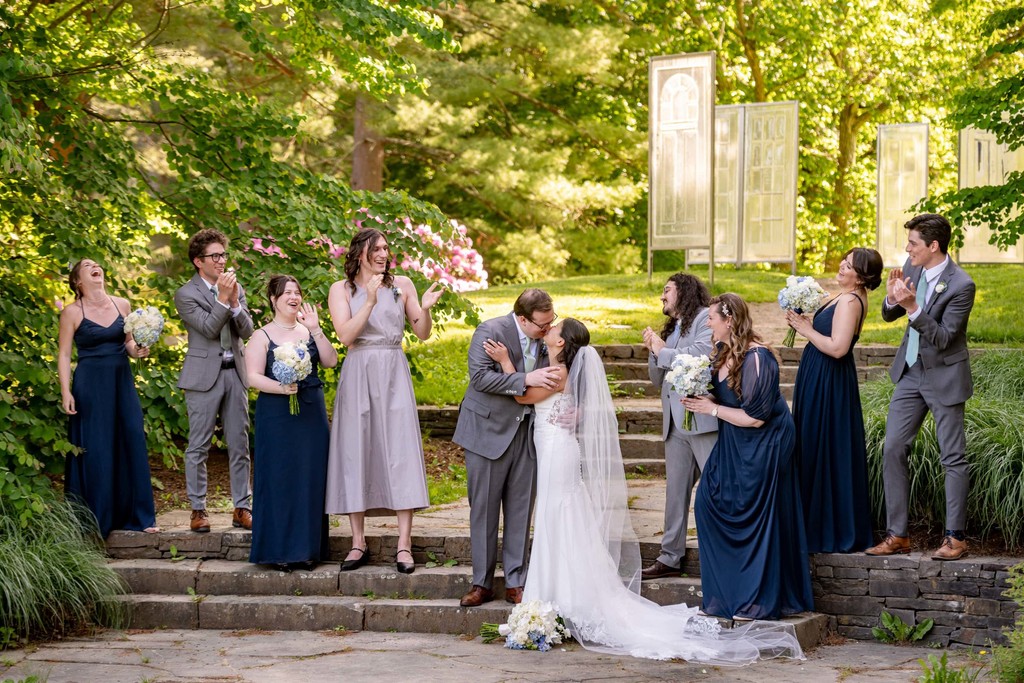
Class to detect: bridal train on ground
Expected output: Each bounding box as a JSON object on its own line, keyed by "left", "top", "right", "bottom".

{"left": 521, "top": 346, "right": 804, "bottom": 665}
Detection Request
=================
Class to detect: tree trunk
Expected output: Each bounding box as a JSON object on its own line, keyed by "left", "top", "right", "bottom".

{"left": 351, "top": 95, "right": 383, "bottom": 192}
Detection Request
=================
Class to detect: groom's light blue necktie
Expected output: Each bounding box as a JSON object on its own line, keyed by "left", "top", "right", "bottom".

{"left": 905, "top": 271, "right": 928, "bottom": 367}
{"left": 522, "top": 338, "right": 536, "bottom": 372}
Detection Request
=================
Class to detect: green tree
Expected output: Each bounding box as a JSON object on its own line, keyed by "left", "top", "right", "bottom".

{"left": 925, "top": 5, "right": 1024, "bottom": 251}
{"left": 0, "top": 0, "right": 466, "bottom": 522}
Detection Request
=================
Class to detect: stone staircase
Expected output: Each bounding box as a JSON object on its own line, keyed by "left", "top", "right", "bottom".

{"left": 107, "top": 532, "right": 827, "bottom": 649}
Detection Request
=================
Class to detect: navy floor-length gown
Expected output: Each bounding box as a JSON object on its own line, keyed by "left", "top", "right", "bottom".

{"left": 66, "top": 314, "right": 156, "bottom": 538}
{"left": 694, "top": 347, "right": 814, "bottom": 620}
{"left": 793, "top": 298, "right": 873, "bottom": 553}
{"left": 249, "top": 337, "right": 330, "bottom": 566}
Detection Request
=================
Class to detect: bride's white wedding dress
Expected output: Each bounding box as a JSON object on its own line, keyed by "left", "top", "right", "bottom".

{"left": 521, "top": 347, "right": 803, "bottom": 665}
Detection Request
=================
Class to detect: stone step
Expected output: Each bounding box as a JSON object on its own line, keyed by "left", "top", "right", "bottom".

{"left": 619, "top": 433, "right": 664, "bottom": 459}
{"left": 119, "top": 592, "right": 827, "bottom": 651}
{"left": 109, "top": 559, "right": 704, "bottom": 605}
{"left": 623, "top": 458, "right": 666, "bottom": 476}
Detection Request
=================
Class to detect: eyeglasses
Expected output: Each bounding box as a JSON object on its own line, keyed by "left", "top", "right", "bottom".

{"left": 525, "top": 312, "right": 558, "bottom": 331}
{"left": 199, "top": 252, "right": 228, "bottom": 262}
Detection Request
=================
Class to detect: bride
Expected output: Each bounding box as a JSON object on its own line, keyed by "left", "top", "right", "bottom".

{"left": 482, "top": 318, "right": 803, "bottom": 665}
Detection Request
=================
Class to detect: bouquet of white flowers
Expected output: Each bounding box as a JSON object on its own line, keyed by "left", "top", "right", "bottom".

{"left": 480, "top": 600, "right": 569, "bottom": 652}
{"left": 778, "top": 276, "right": 826, "bottom": 347}
{"left": 272, "top": 341, "right": 312, "bottom": 415}
{"left": 664, "top": 353, "right": 713, "bottom": 430}
{"left": 122, "top": 306, "right": 164, "bottom": 349}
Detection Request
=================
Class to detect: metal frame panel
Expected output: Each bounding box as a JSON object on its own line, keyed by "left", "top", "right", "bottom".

{"left": 876, "top": 123, "right": 929, "bottom": 268}
{"left": 957, "top": 127, "right": 1024, "bottom": 264}
{"left": 648, "top": 52, "right": 716, "bottom": 266}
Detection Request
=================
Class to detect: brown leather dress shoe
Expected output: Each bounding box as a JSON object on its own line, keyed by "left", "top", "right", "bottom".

{"left": 459, "top": 585, "right": 494, "bottom": 607}
{"left": 865, "top": 534, "right": 910, "bottom": 556}
{"left": 190, "top": 509, "right": 210, "bottom": 533}
{"left": 641, "top": 560, "right": 683, "bottom": 580}
{"left": 232, "top": 507, "right": 253, "bottom": 530}
{"left": 932, "top": 535, "right": 968, "bottom": 561}
{"left": 505, "top": 586, "right": 524, "bottom": 604}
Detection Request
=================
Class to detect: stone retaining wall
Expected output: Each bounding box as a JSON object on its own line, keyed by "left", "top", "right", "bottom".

{"left": 812, "top": 553, "right": 1020, "bottom": 648}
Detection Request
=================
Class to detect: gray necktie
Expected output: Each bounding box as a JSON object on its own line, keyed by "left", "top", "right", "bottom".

{"left": 211, "top": 285, "right": 233, "bottom": 351}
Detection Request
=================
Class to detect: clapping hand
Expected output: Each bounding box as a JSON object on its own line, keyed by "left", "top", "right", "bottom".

{"left": 216, "top": 269, "right": 240, "bottom": 307}
{"left": 296, "top": 302, "right": 320, "bottom": 331}
{"left": 891, "top": 276, "right": 919, "bottom": 311}
{"left": 642, "top": 326, "right": 665, "bottom": 355}
{"left": 421, "top": 282, "right": 443, "bottom": 310}
{"left": 364, "top": 274, "right": 384, "bottom": 305}
{"left": 886, "top": 268, "right": 903, "bottom": 303}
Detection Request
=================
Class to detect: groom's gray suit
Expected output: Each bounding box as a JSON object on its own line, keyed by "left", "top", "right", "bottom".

{"left": 881, "top": 257, "right": 975, "bottom": 537}
{"left": 453, "top": 312, "right": 546, "bottom": 590}
{"left": 648, "top": 308, "right": 718, "bottom": 569}
{"left": 174, "top": 273, "right": 255, "bottom": 511}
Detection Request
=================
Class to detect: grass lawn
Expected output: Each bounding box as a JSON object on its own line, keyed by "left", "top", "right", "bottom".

{"left": 412, "top": 264, "right": 1024, "bottom": 406}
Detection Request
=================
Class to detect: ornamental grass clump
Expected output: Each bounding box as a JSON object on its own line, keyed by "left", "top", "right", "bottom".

{"left": 0, "top": 496, "right": 128, "bottom": 647}
{"left": 862, "top": 351, "right": 1024, "bottom": 550}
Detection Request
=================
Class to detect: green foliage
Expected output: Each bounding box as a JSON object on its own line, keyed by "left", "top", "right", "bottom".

{"left": 863, "top": 351, "right": 1024, "bottom": 548}
{"left": 993, "top": 562, "right": 1024, "bottom": 681}
{"left": 924, "top": 5, "right": 1024, "bottom": 252}
{"left": 0, "top": 495, "right": 128, "bottom": 646}
{"left": 918, "top": 651, "right": 984, "bottom": 683}
{"left": 0, "top": 0, "right": 469, "bottom": 522}
{"left": 872, "top": 610, "right": 934, "bottom": 644}
{"left": 427, "top": 462, "right": 467, "bottom": 506}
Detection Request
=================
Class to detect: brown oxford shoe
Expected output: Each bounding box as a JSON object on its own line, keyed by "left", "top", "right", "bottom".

{"left": 459, "top": 585, "right": 494, "bottom": 607}
{"left": 190, "top": 509, "right": 210, "bottom": 533}
{"left": 505, "top": 586, "right": 524, "bottom": 604}
{"left": 641, "top": 560, "right": 683, "bottom": 580}
{"left": 932, "top": 535, "right": 969, "bottom": 561}
{"left": 864, "top": 534, "right": 910, "bottom": 556}
{"left": 232, "top": 507, "right": 253, "bottom": 530}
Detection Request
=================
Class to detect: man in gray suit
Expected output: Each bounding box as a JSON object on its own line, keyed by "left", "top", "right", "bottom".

{"left": 641, "top": 273, "right": 718, "bottom": 578}
{"left": 866, "top": 214, "right": 975, "bottom": 560}
{"left": 453, "top": 289, "right": 561, "bottom": 606}
{"left": 174, "top": 229, "right": 255, "bottom": 533}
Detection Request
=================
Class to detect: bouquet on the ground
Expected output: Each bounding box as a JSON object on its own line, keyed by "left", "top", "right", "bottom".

{"left": 664, "top": 353, "right": 713, "bottom": 430}
{"left": 480, "top": 600, "right": 570, "bottom": 652}
{"left": 272, "top": 342, "right": 312, "bottom": 415}
{"left": 778, "top": 276, "right": 827, "bottom": 347}
{"left": 122, "top": 306, "right": 164, "bottom": 349}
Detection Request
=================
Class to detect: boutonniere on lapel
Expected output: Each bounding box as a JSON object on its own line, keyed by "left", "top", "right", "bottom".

{"left": 934, "top": 281, "right": 948, "bottom": 295}
{"left": 539, "top": 342, "right": 548, "bottom": 358}
{"left": 392, "top": 286, "right": 401, "bottom": 302}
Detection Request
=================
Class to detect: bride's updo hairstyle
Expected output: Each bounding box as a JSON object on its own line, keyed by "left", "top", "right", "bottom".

{"left": 558, "top": 318, "right": 591, "bottom": 371}
{"left": 710, "top": 293, "right": 764, "bottom": 400}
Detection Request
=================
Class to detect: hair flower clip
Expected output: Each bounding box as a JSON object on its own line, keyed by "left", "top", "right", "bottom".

{"left": 934, "top": 281, "right": 948, "bottom": 295}
{"left": 720, "top": 302, "right": 732, "bottom": 318}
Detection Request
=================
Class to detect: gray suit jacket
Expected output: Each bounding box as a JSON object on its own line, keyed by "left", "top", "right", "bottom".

{"left": 882, "top": 257, "right": 975, "bottom": 406}
{"left": 453, "top": 313, "right": 548, "bottom": 459}
{"left": 174, "top": 273, "right": 255, "bottom": 392}
{"left": 648, "top": 308, "right": 718, "bottom": 438}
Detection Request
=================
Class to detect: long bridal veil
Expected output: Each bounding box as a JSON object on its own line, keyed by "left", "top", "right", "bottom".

{"left": 559, "top": 346, "right": 805, "bottom": 665}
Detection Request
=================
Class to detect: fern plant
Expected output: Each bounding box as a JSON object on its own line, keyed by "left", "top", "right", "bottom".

{"left": 873, "top": 611, "right": 934, "bottom": 644}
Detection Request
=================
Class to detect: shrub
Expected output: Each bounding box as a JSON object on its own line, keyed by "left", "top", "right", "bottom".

{"left": 0, "top": 495, "right": 128, "bottom": 647}
{"left": 993, "top": 562, "right": 1024, "bottom": 682}
{"left": 863, "top": 351, "right": 1024, "bottom": 549}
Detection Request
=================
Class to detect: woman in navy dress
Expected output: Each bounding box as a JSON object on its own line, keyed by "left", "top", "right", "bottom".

{"left": 57, "top": 258, "right": 158, "bottom": 538}
{"left": 683, "top": 294, "right": 813, "bottom": 621}
{"left": 246, "top": 275, "right": 338, "bottom": 571}
{"left": 786, "top": 248, "right": 883, "bottom": 553}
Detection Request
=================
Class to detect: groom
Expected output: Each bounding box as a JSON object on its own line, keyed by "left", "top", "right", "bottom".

{"left": 641, "top": 273, "right": 718, "bottom": 578}
{"left": 453, "top": 288, "right": 561, "bottom": 606}
{"left": 866, "top": 213, "right": 975, "bottom": 561}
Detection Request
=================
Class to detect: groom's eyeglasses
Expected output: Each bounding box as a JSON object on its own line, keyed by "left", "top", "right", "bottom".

{"left": 525, "top": 312, "right": 558, "bottom": 332}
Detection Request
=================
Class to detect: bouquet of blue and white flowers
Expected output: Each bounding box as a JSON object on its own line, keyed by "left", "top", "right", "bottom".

{"left": 664, "top": 353, "right": 713, "bottom": 430}
{"left": 480, "top": 600, "right": 569, "bottom": 652}
{"left": 272, "top": 341, "right": 312, "bottom": 415}
{"left": 122, "top": 306, "right": 164, "bottom": 349}
{"left": 778, "top": 276, "right": 827, "bottom": 347}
